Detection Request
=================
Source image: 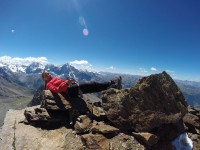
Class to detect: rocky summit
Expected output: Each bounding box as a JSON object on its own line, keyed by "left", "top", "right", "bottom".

{"left": 101, "top": 71, "right": 188, "bottom": 132}
{"left": 0, "top": 71, "right": 199, "bottom": 150}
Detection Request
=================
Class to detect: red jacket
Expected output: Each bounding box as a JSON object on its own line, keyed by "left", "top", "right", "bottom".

{"left": 45, "top": 77, "right": 69, "bottom": 94}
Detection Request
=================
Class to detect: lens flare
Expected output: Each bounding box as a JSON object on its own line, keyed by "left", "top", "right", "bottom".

{"left": 83, "top": 28, "right": 89, "bottom": 36}
{"left": 79, "top": 16, "right": 89, "bottom": 36}
{"left": 79, "top": 16, "right": 86, "bottom": 27}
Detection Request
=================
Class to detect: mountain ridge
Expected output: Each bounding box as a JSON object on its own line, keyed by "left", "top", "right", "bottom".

{"left": 0, "top": 61, "right": 200, "bottom": 126}
{"left": 0, "top": 61, "right": 200, "bottom": 105}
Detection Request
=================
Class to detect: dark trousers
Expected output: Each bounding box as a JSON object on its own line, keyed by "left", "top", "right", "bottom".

{"left": 67, "top": 81, "right": 111, "bottom": 97}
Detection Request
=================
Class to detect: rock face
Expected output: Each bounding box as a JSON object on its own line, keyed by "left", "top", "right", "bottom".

{"left": 1, "top": 71, "right": 199, "bottom": 150}
{"left": 102, "top": 71, "right": 188, "bottom": 132}
{"left": 0, "top": 107, "right": 84, "bottom": 150}
{"left": 0, "top": 100, "right": 145, "bottom": 150}
{"left": 183, "top": 106, "right": 200, "bottom": 150}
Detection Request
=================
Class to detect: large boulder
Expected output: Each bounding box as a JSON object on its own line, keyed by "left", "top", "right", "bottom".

{"left": 102, "top": 71, "right": 188, "bottom": 132}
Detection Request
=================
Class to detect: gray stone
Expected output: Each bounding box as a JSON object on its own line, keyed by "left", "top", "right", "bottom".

{"left": 91, "top": 121, "right": 120, "bottom": 134}
{"left": 132, "top": 132, "right": 159, "bottom": 146}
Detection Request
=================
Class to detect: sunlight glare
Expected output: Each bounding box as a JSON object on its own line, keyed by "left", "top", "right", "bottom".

{"left": 83, "top": 28, "right": 89, "bottom": 36}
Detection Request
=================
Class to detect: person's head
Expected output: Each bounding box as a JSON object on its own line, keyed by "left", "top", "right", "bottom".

{"left": 42, "top": 70, "right": 52, "bottom": 81}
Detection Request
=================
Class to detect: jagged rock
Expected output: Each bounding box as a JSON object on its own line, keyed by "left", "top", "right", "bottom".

{"left": 74, "top": 115, "right": 92, "bottom": 134}
{"left": 183, "top": 113, "right": 200, "bottom": 133}
{"left": 185, "top": 107, "right": 200, "bottom": 150}
{"left": 91, "top": 121, "right": 120, "bottom": 134}
{"left": 184, "top": 107, "right": 200, "bottom": 129}
{"left": 81, "top": 133, "right": 108, "bottom": 149}
{"left": 188, "top": 106, "right": 200, "bottom": 117}
{"left": 110, "top": 133, "right": 145, "bottom": 150}
{"left": 74, "top": 117, "right": 120, "bottom": 135}
{"left": 132, "top": 132, "right": 159, "bottom": 146}
{"left": 83, "top": 96, "right": 106, "bottom": 121}
{"left": 102, "top": 71, "right": 188, "bottom": 132}
{"left": 41, "top": 90, "right": 72, "bottom": 111}
{"left": 24, "top": 107, "right": 51, "bottom": 122}
{"left": 24, "top": 107, "right": 69, "bottom": 126}
{"left": 81, "top": 133, "right": 145, "bottom": 150}
{"left": 188, "top": 133, "right": 200, "bottom": 150}
{"left": 24, "top": 92, "right": 103, "bottom": 128}
{"left": 92, "top": 105, "right": 106, "bottom": 117}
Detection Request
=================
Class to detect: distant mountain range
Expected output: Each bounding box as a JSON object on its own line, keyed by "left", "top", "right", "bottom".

{"left": 0, "top": 61, "right": 199, "bottom": 120}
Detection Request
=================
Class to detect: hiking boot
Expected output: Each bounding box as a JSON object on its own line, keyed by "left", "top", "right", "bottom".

{"left": 110, "top": 76, "right": 122, "bottom": 90}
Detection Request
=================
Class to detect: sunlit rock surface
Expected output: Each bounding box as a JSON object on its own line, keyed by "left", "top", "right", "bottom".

{"left": 0, "top": 107, "right": 84, "bottom": 150}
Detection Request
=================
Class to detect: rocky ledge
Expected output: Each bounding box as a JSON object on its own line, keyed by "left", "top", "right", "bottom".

{"left": 0, "top": 71, "right": 199, "bottom": 150}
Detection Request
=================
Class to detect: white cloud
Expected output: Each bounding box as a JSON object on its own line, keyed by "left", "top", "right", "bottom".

{"left": 151, "top": 67, "right": 157, "bottom": 72}
{"left": 69, "top": 60, "right": 96, "bottom": 72}
{"left": 11, "top": 29, "right": 15, "bottom": 33}
{"left": 108, "top": 66, "right": 116, "bottom": 70}
{"left": 69, "top": 60, "right": 88, "bottom": 65}
{"left": 0, "top": 56, "right": 48, "bottom": 65}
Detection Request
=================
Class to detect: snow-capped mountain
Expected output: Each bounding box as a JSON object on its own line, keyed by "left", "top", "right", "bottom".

{"left": 0, "top": 60, "right": 200, "bottom": 108}
{"left": 25, "top": 62, "right": 45, "bottom": 74}
{"left": 0, "top": 62, "right": 26, "bottom": 73}
{"left": 0, "top": 56, "right": 47, "bottom": 73}
{"left": 0, "top": 61, "right": 104, "bottom": 88}
{"left": 0, "top": 61, "right": 45, "bottom": 73}
{"left": 0, "top": 59, "right": 81, "bottom": 77}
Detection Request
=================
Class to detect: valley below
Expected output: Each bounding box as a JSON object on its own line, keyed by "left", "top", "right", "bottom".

{"left": 0, "top": 94, "right": 32, "bottom": 126}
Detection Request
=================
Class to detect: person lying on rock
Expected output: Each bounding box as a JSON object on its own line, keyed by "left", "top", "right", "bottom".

{"left": 42, "top": 70, "right": 122, "bottom": 98}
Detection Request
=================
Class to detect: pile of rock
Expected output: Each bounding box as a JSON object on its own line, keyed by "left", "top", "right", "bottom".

{"left": 183, "top": 106, "right": 200, "bottom": 149}
{"left": 1, "top": 71, "right": 199, "bottom": 150}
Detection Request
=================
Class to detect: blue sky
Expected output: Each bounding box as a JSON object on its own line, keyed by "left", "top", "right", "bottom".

{"left": 0, "top": 0, "right": 200, "bottom": 81}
